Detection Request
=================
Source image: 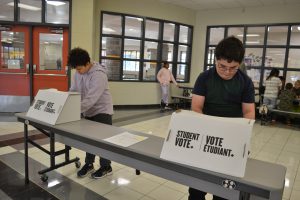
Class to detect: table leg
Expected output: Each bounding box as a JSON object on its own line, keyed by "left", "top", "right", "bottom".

{"left": 24, "top": 122, "right": 29, "bottom": 184}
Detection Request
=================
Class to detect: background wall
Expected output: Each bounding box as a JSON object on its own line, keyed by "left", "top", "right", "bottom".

{"left": 71, "top": 0, "right": 300, "bottom": 106}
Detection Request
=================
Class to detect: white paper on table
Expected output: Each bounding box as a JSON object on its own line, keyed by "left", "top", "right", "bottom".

{"left": 103, "top": 132, "right": 148, "bottom": 147}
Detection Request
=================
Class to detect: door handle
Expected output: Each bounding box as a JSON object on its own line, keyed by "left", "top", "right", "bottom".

{"left": 26, "top": 64, "right": 30, "bottom": 73}
{"left": 65, "top": 66, "right": 68, "bottom": 75}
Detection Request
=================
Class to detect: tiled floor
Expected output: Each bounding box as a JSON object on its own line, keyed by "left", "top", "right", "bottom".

{"left": 0, "top": 109, "right": 300, "bottom": 200}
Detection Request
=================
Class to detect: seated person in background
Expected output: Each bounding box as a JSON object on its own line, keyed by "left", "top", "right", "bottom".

{"left": 278, "top": 83, "right": 296, "bottom": 125}
{"left": 293, "top": 80, "right": 300, "bottom": 98}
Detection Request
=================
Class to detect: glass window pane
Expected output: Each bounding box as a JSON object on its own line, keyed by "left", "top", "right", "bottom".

{"left": 163, "top": 23, "right": 175, "bottom": 42}
{"left": 0, "top": 0, "right": 14, "bottom": 21}
{"left": 46, "top": 0, "right": 69, "bottom": 24}
{"left": 124, "top": 39, "right": 140, "bottom": 59}
{"left": 1, "top": 31, "right": 25, "bottom": 69}
{"left": 207, "top": 47, "right": 215, "bottom": 65}
{"left": 39, "top": 33, "right": 63, "bottom": 70}
{"left": 143, "top": 61, "right": 157, "bottom": 81}
{"left": 246, "top": 68, "right": 261, "bottom": 88}
{"left": 101, "top": 59, "right": 120, "bottom": 80}
{"left": 209, "top": 27, "right": 224, "bottom": 45}
{"left": 245, "top": 48, "right": 263, "bottom": 67}
{"left": 176, "top": 64, "right": 187, "bottom": 82}
{"left": 228, "top": 27, "right": 244, "bottom": 41}
{"left": 123, "top": 60, "right": 139, "bottom": 80}
{"left": 145, "top": 20, "right": 159, "bottom": 40}
{"left": 246, "top": 27, "right": 265, "bottom": 45}
{"left": 179, "top": 25, "right": 189, "bottom": 43}
{"left": 286, "top": 71, "right": 300, "bottom": 85}
{"left": 125, "top": 16, "right": 142, "bottom": 37}
{"left": 19, "top": 0, "right": 42, "bottom": 23}
{"left": 267, "top": 26, "right": 288, "bottom": 45}
{"left": 178, "top": 45, "right": 187, "bottom": 62}
{"left": 102, "top": 14, "right": 122, "bottom": 35}
{"left": 290, "top": 25, "right": 300, "bottom": 46}
{"left": 101, "top": 37, "right": 122, "bottom": 58}
{"left": 288, "top": 49, "right": 300, "bottom": 69}
{"left": 144, "top": 41, "right": 158, "bottom": 60}
{"left": 265, "top": 48, "right": 286, "bottom": 68}
{"left": 162, "top": 43, "right": 173, "bottom": 62}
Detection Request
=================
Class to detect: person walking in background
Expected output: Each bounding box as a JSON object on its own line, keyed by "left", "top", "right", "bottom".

{"left": 68, "top": 47, "right": 114, "bottom": 179}
{"left": 278, "top": 82, "right": 296, "bottom": 125}
{"left": 263, "top": 68, "right": 282, "bottom": 109}
{"left": 157, "top": 61, "right": 178, "bottom": 109}
{"left": 190, "top": 36, "right": 255, "bottom": 200}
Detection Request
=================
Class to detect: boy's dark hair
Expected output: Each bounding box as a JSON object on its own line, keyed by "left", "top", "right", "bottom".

{"left": 215, "top": 36, "right": 245, "bottom": 64}
{"left": 67, "top": 47, "right": 91, "bottom": 68}
{"left": 285, "top": 82, "right": 293, "bottom": 90}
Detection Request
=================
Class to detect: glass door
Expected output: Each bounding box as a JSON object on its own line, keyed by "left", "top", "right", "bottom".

{"left": 32, "top": 27, "right": 69, "bottom": 96}
{"left": 0, "top": 25, "right": 30, "bottom": 112}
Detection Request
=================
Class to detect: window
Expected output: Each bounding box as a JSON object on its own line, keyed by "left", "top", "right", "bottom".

{"left": 100, "top": 12, "right": 193, "bottom": 82}
{"left": 0, "top": 0, "right": 14, "bottom": 21}
{"left": 145, "top": 20, "right": 159, "bottom": 40}
{"left": 46, "top": 0, "right": 69, "bottom": 24}
{"left": 205, "top": 23, "right": 300, "bottom": 89}
{"left": 0, "top": 0, "right": 70, "bottom": 24}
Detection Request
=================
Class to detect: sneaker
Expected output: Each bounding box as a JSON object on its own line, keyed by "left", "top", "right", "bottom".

{"left": 164, "top": 106, "right": 172, "bottom": 110}
{"left": 91, "top": 166, "right": 112, "bottom": 179}
{"left": 77, "top": 164, "right": 94, "bottom": 178}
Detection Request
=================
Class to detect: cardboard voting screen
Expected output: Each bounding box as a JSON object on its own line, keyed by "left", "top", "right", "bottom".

{"left": 26, "top": 89, "right": 81, "bottom": 125}
{"left": 160, "top": 110, "right": 255, "bottom": 177}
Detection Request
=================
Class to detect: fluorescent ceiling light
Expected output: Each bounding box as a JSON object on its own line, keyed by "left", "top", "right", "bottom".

{"left": 7, "top": 2, "right": 41, "bottom": 11}
{"left": 298, "top": 26, "right": 300, "bottom": 31}
{"left": 0, "top": 15, "right": 6, "bottom": 19}
{"left": 246, "top": 41, "right": 260, "bottom": 44}
{"left": 46, "top": 1, "right": 66, "bottom": 6}
{"left": 126, "top": 16, "right": 143, "bottom": 21}
{"left": 237, "top": 34, "right": 260, "bottom": 37}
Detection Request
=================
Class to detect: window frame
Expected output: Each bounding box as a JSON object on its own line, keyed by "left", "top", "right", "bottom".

{"left": 204, "top": 23, "right": 300, "bottom": 90}
{"left": 100, "top": 11, "right": 193, "bottom": 82}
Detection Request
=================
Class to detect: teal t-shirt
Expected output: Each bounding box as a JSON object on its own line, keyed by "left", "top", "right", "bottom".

{"left": 192, "top": 67, "right": 255, "bottom": 118}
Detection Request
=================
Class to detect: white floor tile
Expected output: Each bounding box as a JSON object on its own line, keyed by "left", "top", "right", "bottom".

{"left": 85, "top": 177, "right": 119, "bottom": 195}
{"left": 125, "top": 176, "right": 160, "bottom": 195}
{"left": 147, "top": 185, "right": 185, "bottom": 200}
{"left": 0, "top": 146, "right": 17, "bottom": 155}
{"left": 104, "top": 187, "right": 143, "bottom": 200}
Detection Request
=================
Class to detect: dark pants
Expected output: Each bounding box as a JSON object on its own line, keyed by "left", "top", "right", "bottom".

{"left": 84, "top": 113, "right": 112, "bottom": 167}
{"left": 188, "top": 188, "right": 227, "bottom": 200}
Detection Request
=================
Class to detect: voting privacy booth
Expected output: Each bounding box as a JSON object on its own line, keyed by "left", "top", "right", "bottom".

{"left": 160, "top": 110, "right": 255, "bottom": 177}
{"left": 24, "top": 89, "right": 81, "bottom": 182}
{"left": 26, "top": 89, "right": 81, "bottom": 125}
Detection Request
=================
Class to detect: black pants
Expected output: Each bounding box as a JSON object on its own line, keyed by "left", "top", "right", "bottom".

{"left": 84, "top": 113, "right": 112, "bottom": 167}
{"left": 188, "top": 188, "right": 227, "bottom": 200}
